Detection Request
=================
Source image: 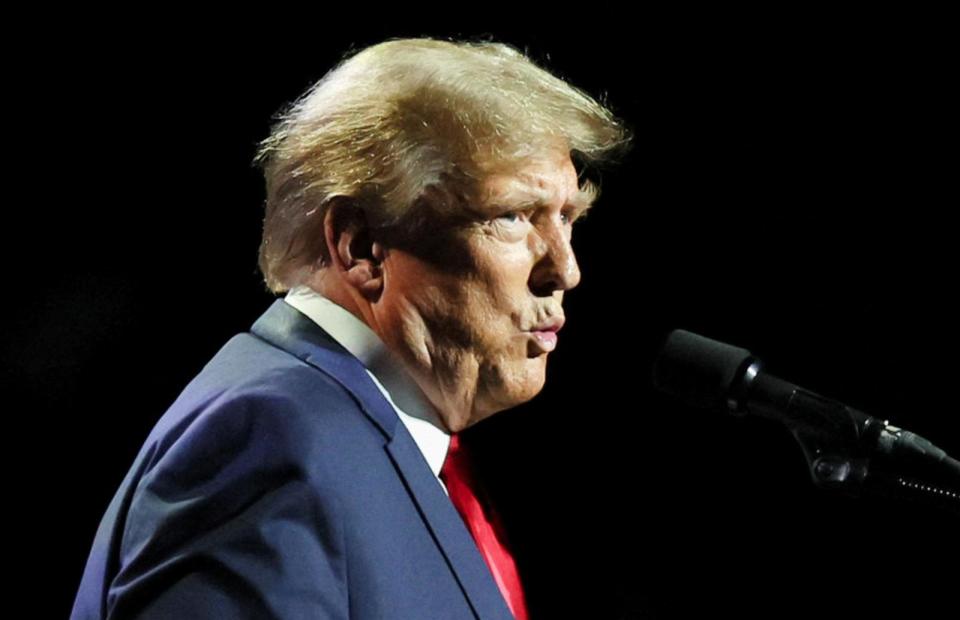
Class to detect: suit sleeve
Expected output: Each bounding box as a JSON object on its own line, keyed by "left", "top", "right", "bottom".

{"left": 105, "top": 390, "right": 349, "bottom": 620}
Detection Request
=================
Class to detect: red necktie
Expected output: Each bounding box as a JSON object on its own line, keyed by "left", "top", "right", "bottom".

{"left": 440, "top": 433, "right": 530, "bottom": 620}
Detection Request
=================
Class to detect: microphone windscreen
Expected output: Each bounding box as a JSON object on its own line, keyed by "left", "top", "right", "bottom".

{"left": 652, "top": 329, "right": 755, "bottom": 411}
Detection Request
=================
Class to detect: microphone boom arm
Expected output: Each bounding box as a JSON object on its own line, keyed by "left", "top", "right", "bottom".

{"left": 736, "top": 360, "right": 960, "bottom": 514}
{"left": 653, "top": 329, "right": 960, "bottom": 515}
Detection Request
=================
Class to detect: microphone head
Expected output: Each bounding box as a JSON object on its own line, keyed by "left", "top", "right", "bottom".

{"left": 652, "top": 329, "right": 757, "bottom": 412}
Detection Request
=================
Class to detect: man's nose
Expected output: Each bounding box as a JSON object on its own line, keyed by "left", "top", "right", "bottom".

{"left": 528, "top": 221, "right": 581, "bottom": 295}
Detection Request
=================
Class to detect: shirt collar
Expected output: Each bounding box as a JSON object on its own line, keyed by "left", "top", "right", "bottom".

{"left": 283, "top": 285, "right": 451, "bottom": 480}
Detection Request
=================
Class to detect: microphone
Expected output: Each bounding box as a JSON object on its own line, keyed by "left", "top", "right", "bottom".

{"left": 651, "top": 329, "right": 959, "bottom": 506}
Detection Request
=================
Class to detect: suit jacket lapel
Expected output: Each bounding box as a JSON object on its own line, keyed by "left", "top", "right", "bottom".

{"left": 250, "top": 299, "right": 514, "bottom": 620}
{"left": 383, "top": 432, "right": 515, "bottom": 620}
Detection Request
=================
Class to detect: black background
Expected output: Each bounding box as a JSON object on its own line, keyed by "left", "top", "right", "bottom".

{"left": 7, "top": 15, "right": 957, "bottom": 619}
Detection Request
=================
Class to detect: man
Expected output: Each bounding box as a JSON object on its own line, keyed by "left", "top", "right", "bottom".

{"left": 71, "top": 37, "right": 631, "bottom": 619}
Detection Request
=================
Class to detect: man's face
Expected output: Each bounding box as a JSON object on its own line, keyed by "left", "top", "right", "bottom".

{"left": 372, "top": 149, "right": 594, "bottom": 431}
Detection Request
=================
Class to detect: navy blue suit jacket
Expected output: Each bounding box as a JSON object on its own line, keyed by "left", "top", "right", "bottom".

{"left": 71, "top": 299, "right": 516, "bottom": 619}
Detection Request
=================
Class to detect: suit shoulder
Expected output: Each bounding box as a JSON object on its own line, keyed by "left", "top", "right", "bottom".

{"left": 150, "top": 332, "right": 360, "bottom": 450}
{"left": 117, "top": 360, "right": 357, "bottom": 572}
{"left": 118, "top": 332, "right": 379, "bottom": 522}
{"left": 110, "top": 383, "right": 353, "bottom": 619}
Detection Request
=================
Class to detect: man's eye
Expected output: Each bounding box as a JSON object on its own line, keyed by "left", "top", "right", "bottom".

{"left": 496, "top": 211, "right": 523, "bottom": 223}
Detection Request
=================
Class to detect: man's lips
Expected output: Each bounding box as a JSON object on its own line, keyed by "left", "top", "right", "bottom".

{"left": 529, "top": 317, "right": 565, "bottom": 333}
{"left": 528, "top": 330, "right": 558, "bottom": 351}
{"left": 526, "top": 318, "right": 564, "bottom": 352}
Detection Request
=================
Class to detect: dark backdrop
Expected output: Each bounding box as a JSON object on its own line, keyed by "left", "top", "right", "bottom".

{"left": 8, "top": 18, "right": 956, "bottom": 620}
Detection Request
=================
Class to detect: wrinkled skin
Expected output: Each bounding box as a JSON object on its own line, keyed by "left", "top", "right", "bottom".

{"left": 309, "top": 149, "right": 593, "bottom": 432}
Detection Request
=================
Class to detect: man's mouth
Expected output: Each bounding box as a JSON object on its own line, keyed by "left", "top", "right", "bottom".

{"left": 528, "top": 330, "right": 558, "bottom": 352}
{"left": 526, "top": 317, "right": 564, "bottom": 354}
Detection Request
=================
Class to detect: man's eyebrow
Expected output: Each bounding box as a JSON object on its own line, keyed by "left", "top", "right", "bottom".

{"left": 572, "top": 178, "right": 600, "bottom": 212}
{"left": 488, "top": 178, "right": 600, "bottom": 212}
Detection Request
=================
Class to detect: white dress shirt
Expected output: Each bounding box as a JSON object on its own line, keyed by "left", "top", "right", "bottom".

{"left": 284, "top": 285, "right": 452, "bottom": 495}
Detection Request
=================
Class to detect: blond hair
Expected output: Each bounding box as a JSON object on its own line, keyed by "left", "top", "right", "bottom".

{"left": 252, "top": 36, "right": 633, "bottom": 293}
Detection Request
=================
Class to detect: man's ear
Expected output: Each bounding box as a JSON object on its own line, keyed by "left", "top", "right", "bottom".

{"left": 322, "top": 198, "right": 385, "bottom": 301}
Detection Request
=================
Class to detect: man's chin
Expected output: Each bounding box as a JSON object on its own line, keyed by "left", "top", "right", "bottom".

{"left": 504, "top": 364, "right": 548, "bottom": 406}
